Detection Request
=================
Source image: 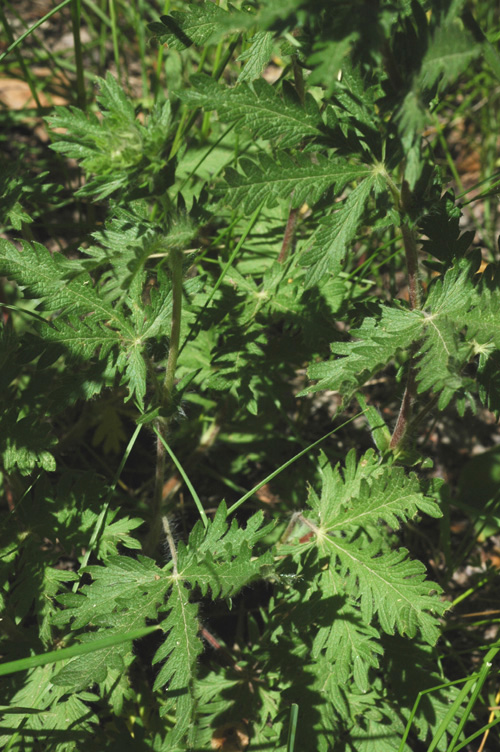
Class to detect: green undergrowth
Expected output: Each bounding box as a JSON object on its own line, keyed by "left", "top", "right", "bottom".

{"left": 1, "top": 1, "right": 500, "bottom": 750}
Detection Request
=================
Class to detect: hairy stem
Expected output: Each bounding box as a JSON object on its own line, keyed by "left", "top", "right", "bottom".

{"left": 390, "top": 223, "right": 421, "bottom": 450}
{"left": 277, "top": 58, "right": 305, "bottom": 265}
{"left": 401, "top": 222, "right": 421, "bottom": 310}
{"left": 163, "top": 249, "right": 183, "bottom": 413}
{"left": 146, "top": 249, "right": 184, "bottom": 556}
{"left": 162, "top": 514, "right": 178, "bottom": 574}
{"left": 70, "top": 0, "right": 86, "bottom": 109}
{"left": 144, "top": 428, "right": 168, "bottom": 557}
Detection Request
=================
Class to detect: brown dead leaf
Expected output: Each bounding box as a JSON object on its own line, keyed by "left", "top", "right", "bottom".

{"left": 0, "top": 77, "right": 68, "bottom": 109}
{"left": 211, "top": 722, "right": 249, "bottom": 752}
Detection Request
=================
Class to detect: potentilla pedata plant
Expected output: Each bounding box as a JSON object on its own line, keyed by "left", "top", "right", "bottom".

{"left": 1, "top": 1, "right": 500, "bottom": 750}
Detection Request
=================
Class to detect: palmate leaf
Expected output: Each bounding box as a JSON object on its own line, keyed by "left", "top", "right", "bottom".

{"left": 179, "top": 503, "right": 275, "bottom": 597}
{"left": 52, "top": 559, "right": 178, "bottom": 715}
{"left": 47, "top": 74, "right": 173, "bottom": 201}
{"left": 78, "top": 211, "right": 166, "bottom": 304}
{"left": 54, "top": 555, "right": 169, "bottom": 631}
{"left": 178, "top": 74, "right": 324, "bottom": 148}
{"left": 179, "top": 540, "right": 275, "bottom": 599}
{"left": 287, "top": 453, "right": 445, "bottom": 703}
{"left": 0, "top": 239, "right": 132, "bottom": 348}
{"left": 80, "top": 206, "right": 196, "bottom": 309}
{"left": 35, "top": 316, "right": 122, "bottom": 361}
{"left": 153, "top": 508, "right": 274, "bottom": 738}
{"left": 47, "top": 106, "right": 139, "bottom": 201}
{"left": 415, "top": 256, "right": 500, "bottom": 407}
{"left": 324, "top": 536, "right": 444, "bottom": 642}
{"left": 148, "top": 0, "right": 307, "bottom": 49}
{"left": 221, "top": 151, "right": 371, "bottom": 212}
{"left": 51, "top": 509, "right": 274, "bottom": 742}
{"left": 303, "top": 305, "right": 420, "bottom": 398}
{"left": 0, "top": 237, "right": 168, "bottom": 407}
{"left": 187, "top": 502, "right": 274, "bottom": 555}
{"left": 304, "top": 255, "right": 500, "bottom": 409}
{"left": 307, "top": 449, "right": 440, "bottom": 531}
{"left": 179, "top": 0, "right": 307, "bottom": 44}
{"left": 303, "top": 456, "right": 446, "bottom": 644}
{"left": 34, "top": 311, "right": 147, "bottom": 407}
{"left": 309, "top": 455, "right": 442, "bottom": 632}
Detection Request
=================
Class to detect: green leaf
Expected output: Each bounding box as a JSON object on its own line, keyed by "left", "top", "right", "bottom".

{"left": 302, "top": 176, "right": 375, "bottom": 286}
{"left": 121, "top": 343, "right": 147, "bottom": 409}
{"left": 221, "top": 152, "right": 371, "bottom": 212}
{"left": 310, "top": 570, "right": 384, "bottom": 694}
{"left": 36, "top": 316, "right": 122, "bottom": 360}
{"left": 276, "top": 451, "right": 445, "bottom": 722}
{"left": 149, "top": 2, "right": 230, "bottom": 50}
{"left": 307, "top": 36, "right": 358, "bottom": 95}
{"left": 306, "top": 454, "right": 446, "bottom": 643}
{"left": 0, "top": 239, "right": 116, "bottom": 320}
{"left": 46, "top": 74, "right": 173, "bottom": 201}
{"left": 178, "top": 74, "right": 324, "bottom": 148}
{"left": 51, "top": 636, "right": 126, "bottom": 690}
{"left": 420, "top": 19, "right": 481, "bottom": 91}
{"left": 98, "top": 513, "right": 143, "bottom": 556}
{"left": 55, "top": 555, "right": 168, "bottom": 631}
{"left": 303, "top": 255, "right": 500, "bottom": 409}
{"left": 153, "top": 581, "right": 202, "bottom": 742}
{"left": 178, "top": 503, "right": 275, "bottom": 597}
{"left": 1, "top": 408, "right": 57, "bottom": 475}
{"left": 237, "top": 31, "right": 274, "bottom": 82}
{"left": 303, "top": 306, "right": 420, "bottom": 399}
{"left": 0, "top": 665, "right": 99, "bottom": 748}
{"left": 313, "top": 449, "right": 442, "bottom": 532}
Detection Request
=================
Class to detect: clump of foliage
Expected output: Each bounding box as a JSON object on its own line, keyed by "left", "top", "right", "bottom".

{"left": 1, "top": 1, "right": 500, "bottom": 750}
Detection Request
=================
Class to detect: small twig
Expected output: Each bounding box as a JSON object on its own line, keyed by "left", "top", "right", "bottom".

{"left": 477, "top": 685, "right": 500, "bottom": 752}
{"left": 390, "top": 352, "right": 416, "bottom": 450}
{"left": 200, "top": 626, "right": 244, "bottom": 672}
{"left": 277, "top": 205, "right": 298, "bottom": 264}
{"left": 291, "top": 52, "right": 305, "bottom": 104}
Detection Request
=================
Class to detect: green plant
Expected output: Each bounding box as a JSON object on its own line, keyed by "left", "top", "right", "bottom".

{"left": 2, "top": 1, "right": 500, "bottom": 750}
